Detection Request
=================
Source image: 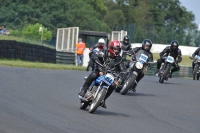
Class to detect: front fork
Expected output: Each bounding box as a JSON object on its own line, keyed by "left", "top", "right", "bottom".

{"left": 93, "top": 82, "right": 108, "bottom": 98}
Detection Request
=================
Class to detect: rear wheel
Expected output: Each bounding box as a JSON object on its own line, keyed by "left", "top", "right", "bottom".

{"left": 120, "top": 74, "right": 137, "bottom": 95}
{"left": 89, "top": 88, "right": 107, "bottom": 113}
{"left": 80, "top": 102, "right": 89, "bottom": 110}
{"left": 197, "top": 73, "right": 199, "bottom": 80}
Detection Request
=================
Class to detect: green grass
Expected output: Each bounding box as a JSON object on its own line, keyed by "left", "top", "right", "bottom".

{"left": 153, "top": 53, "right": 192, "bottom": 67}
{"left": 0, "top": 35, "right": 55, "bottom": 49}
{"left": 127, "top": 53, "right": 192, "bottom": 67}
{"left": 0, "top": 53, "right": 192, "bottom": 71}
{"left": 0, "top": 59, "right": 86, "bottom": 71}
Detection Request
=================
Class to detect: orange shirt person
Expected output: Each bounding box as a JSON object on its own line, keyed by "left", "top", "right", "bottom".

{"left": 76, "top": 38, "right": 86, "bottom": 66}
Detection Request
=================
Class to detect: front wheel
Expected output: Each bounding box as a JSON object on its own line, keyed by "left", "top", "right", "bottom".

{"left": 159, "top": 65, "right": 170, "bottom": 83}
{"left": 197, "top": 73, "right": 200, "bottom": 80}
{"left": 193, "top": 67, "right": 197, "bottom": 80}
{"left": 115, "top": 87, "right": 121, "bottom": 92}
{"left": 89, "top": 88, "right": 107, "bottom": 113}
{"left": 120, "top": 74, "right": 137, "bottom": 95}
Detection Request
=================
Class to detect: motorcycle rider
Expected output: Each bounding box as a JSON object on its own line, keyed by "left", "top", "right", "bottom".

{"left": 86, "top": 38, "right": 105, "bottom": 71}
{"left": 127, "top": 39, "right": 154, "bottom": 92}
{"left": 120, "top": 35, "right": 133, "bottom": 67}
{"left": 79, "top": 40, "right": 126, "bottom": 108}
{"left": 155, "top": 40, "right": 182, "bottom": 78}
{"left": 120, "top": 35, "right": 132, "bottom": 57}
{"left": 191, "top": 47, "right": 200, "bottom": 71}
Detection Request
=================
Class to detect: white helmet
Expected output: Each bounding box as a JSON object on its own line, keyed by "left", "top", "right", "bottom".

{"left": 98, "top": 38, "right": 105, "bottom": 44}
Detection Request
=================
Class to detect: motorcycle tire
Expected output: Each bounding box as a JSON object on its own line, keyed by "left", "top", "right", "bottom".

{"left": 159, "top": 65, "right": 170, "bottom": 83}
{"left": 80, "top": 101, "right": 90, "bottom": 110}
{"left": 197, "top": 73, "right": 199, "bottom": 80}
{"left": 193, "top": 67, "right": 197, "bottom": 80}
{"left": 120, "top": 74, "right": 136, "bottom": 95}
{"left": 89, "top": 88, "right": 107, "bottom": 113}
{"left": 115, "top": 87, "right": 121, "bottom": 92}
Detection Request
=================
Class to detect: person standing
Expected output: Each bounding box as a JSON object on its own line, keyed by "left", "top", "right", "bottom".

{"left": 76, "top": 38, "right": 86, "bottom": 66}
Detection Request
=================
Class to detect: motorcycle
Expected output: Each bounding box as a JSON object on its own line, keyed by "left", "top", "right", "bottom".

{"left": 78, "top": 62, "right": 120, "bottom": 113}
{"left": 189, "top": 55, "right": 200, "bottom": 80}
{"left": 157, "top": 55, "right": 174, "bottom": 83}
{"left": 116, "top": 50, "right": 155, "bottom": 95}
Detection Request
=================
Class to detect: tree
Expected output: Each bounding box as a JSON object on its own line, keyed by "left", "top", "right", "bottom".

{"left": 22, "top": 23, "right": 52, "bottom": 40}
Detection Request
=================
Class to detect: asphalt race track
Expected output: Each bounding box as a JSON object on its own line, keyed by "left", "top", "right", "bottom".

{"left": 0, "top": 66, "right": 199, "bottom": 133}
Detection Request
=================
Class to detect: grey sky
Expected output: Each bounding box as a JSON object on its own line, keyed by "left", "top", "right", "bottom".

{"left": 179, "top": 0, "right": 200, "bottom": 25}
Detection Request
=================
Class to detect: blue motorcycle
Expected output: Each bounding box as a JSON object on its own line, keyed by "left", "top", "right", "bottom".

{"left": 79, "top": 63, "right": 119, "bottom": 113}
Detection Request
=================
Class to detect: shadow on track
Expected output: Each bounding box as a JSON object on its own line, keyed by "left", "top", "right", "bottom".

{"left": 80, "top": 108, "right": 129, "bottom": 117}
{"left": 155, "top": 81, "right": 185, "bottom": 85}
{"left": 116, "top": 92, "right": 155, "bottom": 97}
{"left": 94, "top": 109, "right": 129, "bottom": 117}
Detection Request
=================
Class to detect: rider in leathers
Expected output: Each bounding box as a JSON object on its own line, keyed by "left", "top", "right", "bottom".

{"left": 120, "top": 35, "right": 132, "bottom": 58}
{"left": 127, "top": 39, "right": 154, "bottom": 92}
{"left": 191, "top": 47, "right": 200, "bottom": 70}
{"left": 86, "top": 38, "right": 105, "bottom": 71}
{"left": 79, "top": 40, "right": 126, "bottom": 108}
{"left": 120, "top": 35, "right": 132, "bottom": 68}
{"left": 156, "top": 40, "right": 182, "bottom": 78}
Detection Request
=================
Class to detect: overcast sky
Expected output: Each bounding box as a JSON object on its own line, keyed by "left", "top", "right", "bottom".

{"left": 179, "top": 0, "right": 200, "bottom": 26}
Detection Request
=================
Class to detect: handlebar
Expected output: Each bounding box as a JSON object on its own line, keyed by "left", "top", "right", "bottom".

{"left": 161, "top": 56, "right": 167, "bottom": 60}
{"left": 95, "top": 60, "right": 117, "bottom": 75}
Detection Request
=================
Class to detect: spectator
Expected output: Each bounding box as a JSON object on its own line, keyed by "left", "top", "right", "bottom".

{"left": 76, "top": 38, "right": 86, "bottom": 66}
{"left": 4, "top": 27, "right": 10, "bottom": 36}
{"left": 0, "top": 26, "right": 4, "bottom": 35}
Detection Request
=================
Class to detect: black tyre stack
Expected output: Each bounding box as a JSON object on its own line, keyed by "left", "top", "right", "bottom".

{"left": 0, "top": 40, "right": 56, "bottom": 63}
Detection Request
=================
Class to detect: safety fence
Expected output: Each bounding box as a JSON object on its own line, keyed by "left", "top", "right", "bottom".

{"left": 0, "top": 40, "right": 56, "bottom": 63}
{"left": 0, "top": 40, "right": 77, "bottom": 65}
{"left": 56, "top": 51, "right": 76, "bottom": 65}
{"left": 145, "top": 65, "right": 193, "bottom": 78}
{"left": 0, "top": 40, "right": 193, "bottom": 77}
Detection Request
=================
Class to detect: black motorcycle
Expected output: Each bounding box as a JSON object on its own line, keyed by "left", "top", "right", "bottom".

{"left": 115, "top": 50, "right": 155, "bottom": 95}
{"left": 157, "top": 55, "right": 175, "bottom": 83}
{"left": 189, "top": 56, "right": 200, "bottom": 80}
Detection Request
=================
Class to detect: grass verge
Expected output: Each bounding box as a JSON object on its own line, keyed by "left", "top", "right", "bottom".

{"left": 0, "top": 59, "right": 86, "bottom": 71}
{"left": 0, "top": 53, "right": 192, "bottom": 71}
{"left": 0, "top": 35, "right": 55, "bottom": 49}
{"left": 127, "top": 53, "right": 192, "bottom": 67}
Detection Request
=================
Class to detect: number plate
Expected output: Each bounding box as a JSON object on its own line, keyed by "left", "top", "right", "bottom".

{"left": 166, "top": 56, "right": 174, "bottom": 63}
{"left": 102, "top": 73, "right": 114, "bottom": 85}
{"left": 139, "top": 54, "right": 148, "bottom": 63}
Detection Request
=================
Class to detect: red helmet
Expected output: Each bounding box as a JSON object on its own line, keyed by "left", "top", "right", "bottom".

{"left": 109, "top": 40, "right": 122, "bottom": 56}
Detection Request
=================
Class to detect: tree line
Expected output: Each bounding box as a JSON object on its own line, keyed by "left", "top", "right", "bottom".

{"left": 0, "top": 0, "right": 199, "bottom": 46}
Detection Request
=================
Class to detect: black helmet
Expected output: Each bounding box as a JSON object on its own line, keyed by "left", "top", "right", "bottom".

{"left": 142, "top": 39, "right": 152, "bottom": 51}
{"left": 123, "top": 35, "right": 130, "bottom": 45}
{"left": 170, "top": 40, "right": 179, "bottom": 51}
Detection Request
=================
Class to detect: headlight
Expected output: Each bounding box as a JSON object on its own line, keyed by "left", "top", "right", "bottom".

{"left": 135, "top": 62, "right": 143, "bottom": 69}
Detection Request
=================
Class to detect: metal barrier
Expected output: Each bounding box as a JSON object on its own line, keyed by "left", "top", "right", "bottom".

{"left": 56, "top": 51, "right": 76, "bottom": 65}
{"left": 0, "top": 40, "right": 56, "bottom": 63}
{"left": 145, "top": 65, "right": 193, "bottom": 78}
